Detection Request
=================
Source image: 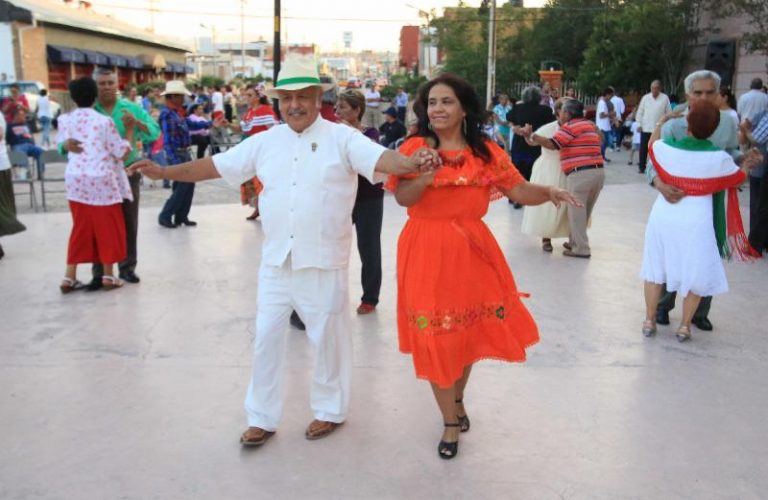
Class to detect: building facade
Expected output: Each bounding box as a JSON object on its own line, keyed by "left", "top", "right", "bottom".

{"left": 0, "top": 0, "right": 191, "bottom": 94}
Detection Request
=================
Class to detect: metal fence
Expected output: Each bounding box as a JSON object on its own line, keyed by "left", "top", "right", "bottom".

{"left": 500, "top": 80, "right": 599, "bottom": 106}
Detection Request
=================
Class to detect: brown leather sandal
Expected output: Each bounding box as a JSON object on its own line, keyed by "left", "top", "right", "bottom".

{"left": 240, "top": 427, "right": 275, "bottom": 447}
{"left": 305, "top": 419, "right": 342, "bottom": 440}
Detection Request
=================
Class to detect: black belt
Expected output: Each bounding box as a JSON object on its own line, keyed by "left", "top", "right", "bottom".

{"left": 566, "top": 164, "right": 603, "bottom": 176}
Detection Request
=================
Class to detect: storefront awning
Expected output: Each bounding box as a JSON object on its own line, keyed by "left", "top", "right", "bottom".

{"left": 47, "top": 45, "right": 85, "bottom": 64}
{"left": 167, "top": 62, "right": 186, "bottom": 73}
{"left": 80, "top": 49, "right": 109, "bottom": 66}
{"left": 126, "top": 57, "right": 143, "bottom": 69}
{"left": 105, "top": 53, "right": 128, "bottom": 68}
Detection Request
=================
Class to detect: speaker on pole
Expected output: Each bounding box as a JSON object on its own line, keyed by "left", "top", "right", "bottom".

{"left": 704, "top": 40, "right": 736, "bottom": 88}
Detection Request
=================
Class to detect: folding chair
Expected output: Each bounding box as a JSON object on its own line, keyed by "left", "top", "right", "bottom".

{"left": 39, "top": 149, "right": 68, "bottom": 212}
{"left": 9, "top": 150, "right": 38, "bottom": 211}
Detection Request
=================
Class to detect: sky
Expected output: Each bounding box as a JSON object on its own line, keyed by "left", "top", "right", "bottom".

{"left": 87, "top": 0, "right": 546, "bottom": 53}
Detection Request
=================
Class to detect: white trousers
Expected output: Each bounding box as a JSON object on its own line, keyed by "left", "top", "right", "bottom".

{"left": 245, "top": 257, "right": 352, "bottom": 431}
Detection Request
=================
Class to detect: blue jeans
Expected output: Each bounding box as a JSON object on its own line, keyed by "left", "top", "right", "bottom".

{"left": 149, "top": 150, "right": 171, "bottom": 188}
{"left": 39, "top": 116, "right": 52, "bottom": 147}
{"left": 611, "top": 126, "right": 622, "bottom": 149}
{"left": 12, "top": 143, "right": 45, "bottom": 176}
{"left": 599, "top": 129, "right": 611, "bottom": 159}
{"left": 159, "top": 151, "right": 194, "bottom": 223}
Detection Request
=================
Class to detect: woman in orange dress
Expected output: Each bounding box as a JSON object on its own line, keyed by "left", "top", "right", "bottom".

{"left": 236, "top": 84, "right": 277, "bottom": 220}
{"left": 387, "top": 74, "right": 580, "bottom": 459}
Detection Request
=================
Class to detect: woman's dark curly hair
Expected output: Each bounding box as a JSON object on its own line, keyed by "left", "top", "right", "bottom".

{"left": 412, "top": 73, "right": 491, "bottom": 163}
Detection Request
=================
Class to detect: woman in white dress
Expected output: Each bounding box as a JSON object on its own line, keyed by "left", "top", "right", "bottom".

{"left": 521, "top": 98, "right": 568, "bottom": 251}
{"left": 641, "top": 100, "right": 756, "bottom": 341}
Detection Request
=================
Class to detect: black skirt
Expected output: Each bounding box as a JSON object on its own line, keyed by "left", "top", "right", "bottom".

{"left": 0, "top": 169, "right": 27, "bottom": 237}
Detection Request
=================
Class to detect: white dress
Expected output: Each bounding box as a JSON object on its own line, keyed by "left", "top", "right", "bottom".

{"left": 521, "top": 120, "right": 569, "bottom": 238}
{"left": 640, "top": 140, "right": 739, "bottom": 297}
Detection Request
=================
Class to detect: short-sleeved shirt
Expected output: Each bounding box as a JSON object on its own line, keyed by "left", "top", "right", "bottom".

{"left": 93, "top": 98, "right": 160, "bottom": 166}
{"left": 56, "top": 108, "right": 132, "bottom": 205}
{"left": 213, "top": 115, "right": 387, "bottom": 270}
{"left": 551, "top": 118, "right": 604, "bottom": 173}
{"left": 596, "top": 98, "right": 614, "bottom": 131}
{"left": 365, "top": 90, "right": 381, "bottom": 108}
{"left": 5, "top": 121, "right": 34, "bottom": 147}
{"left": 241, "top": 105, "right": 277, "bottom": 136}
{"left": 211, "top": 92, "right": 224, "bottom": 113}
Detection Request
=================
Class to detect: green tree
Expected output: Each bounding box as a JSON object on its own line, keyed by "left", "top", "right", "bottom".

{"left": 432, "top": 3, "right": 540, "bottom": 102}
{"left": 523, "top": 0, "right": 604, "bottom": 77}
{"left": 578, "top": 0, "right": 707, "bottom": 96}
{"left": 433, "top": 6, "right": 488, "bottom": 98}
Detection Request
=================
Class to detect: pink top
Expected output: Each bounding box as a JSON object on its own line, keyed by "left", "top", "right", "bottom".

{"left": 57, "top": 108, "right": 133, "bottom": 205}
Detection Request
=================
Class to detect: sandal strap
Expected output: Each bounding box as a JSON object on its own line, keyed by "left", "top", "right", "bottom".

{"left": 444, "top": 423, "right": 461, "bottom": 427}
{"left": 455, "top": 399, "right": 463, "bottom": 403}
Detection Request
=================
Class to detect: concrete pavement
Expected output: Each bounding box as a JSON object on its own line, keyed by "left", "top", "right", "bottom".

{"left": 1, "top": 146, "right": 767, "bottom": 499}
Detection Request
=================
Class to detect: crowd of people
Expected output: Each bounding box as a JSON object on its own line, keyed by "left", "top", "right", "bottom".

{"left": 1, "top": 57, "right": 766, "bottom": 461}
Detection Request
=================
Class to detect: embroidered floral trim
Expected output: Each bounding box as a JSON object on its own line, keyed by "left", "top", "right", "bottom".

{"left": 407, "top": 303, "right": 508, "bottom": 334}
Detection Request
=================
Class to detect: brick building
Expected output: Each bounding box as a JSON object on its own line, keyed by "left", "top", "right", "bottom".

{"left": 0, "top": 0, "right": 191, "bottom": 93}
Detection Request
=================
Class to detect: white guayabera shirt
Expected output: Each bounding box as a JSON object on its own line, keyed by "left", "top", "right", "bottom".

{"left": 213, "top": 115, "right": 387, "bottom": 270}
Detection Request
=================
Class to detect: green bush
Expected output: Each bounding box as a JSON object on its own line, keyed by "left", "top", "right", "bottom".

{"left": 380, "top": 74, "right": 427, "bottom": 102}
{"left": 136, "top": 81, "right": 166, "bottom": 96}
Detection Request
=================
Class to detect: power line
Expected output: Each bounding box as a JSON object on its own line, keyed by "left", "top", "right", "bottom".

{"left": 87, "top": 1, "right": 591, "bottom": 23}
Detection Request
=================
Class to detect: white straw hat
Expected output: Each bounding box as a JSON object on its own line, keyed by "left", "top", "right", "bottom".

{"left": 160, "top": 80, "right": 191, "bottom": 96}
{"left": 266, "top": 57, "right": 334, "bottom": 98}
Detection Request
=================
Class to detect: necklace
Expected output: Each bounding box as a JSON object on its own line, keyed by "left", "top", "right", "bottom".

{"left": 438, "top": 145, "right": 468, "bottom": 168}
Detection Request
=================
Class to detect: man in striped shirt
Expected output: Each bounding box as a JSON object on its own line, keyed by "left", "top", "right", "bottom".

{"left": 523, "top": 99, "right": 605, "bottom": 258}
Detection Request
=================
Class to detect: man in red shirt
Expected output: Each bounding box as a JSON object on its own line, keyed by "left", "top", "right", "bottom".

{"left": 523, "top": 99, "right": 605, "bottom": 258}
{"left": 1, "top": 84, "right": 30, "bottom": 123}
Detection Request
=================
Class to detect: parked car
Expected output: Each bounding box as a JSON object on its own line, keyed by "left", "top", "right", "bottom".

{"left": 0, "top": 81, "right": 61, "bottom": 132}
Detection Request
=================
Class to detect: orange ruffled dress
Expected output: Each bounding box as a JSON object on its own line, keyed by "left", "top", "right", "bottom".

{"left": 386, "top": 137, "right": 539, "bottom": 388}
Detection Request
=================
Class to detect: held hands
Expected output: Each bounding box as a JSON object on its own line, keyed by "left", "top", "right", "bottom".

{"left": 548, "top": 187, "right": 584, "bottom": 208}
{"left": 121, "top": 110, "right": 137, "bottom": 130}
{"left": 126, "top": 159, "right": 164, "bottom": 180}
{"left": 64, "top": 139, "right": 84, "bottom": 154}
{"left": 654, "top": 178, "right": 686, "bottom": 204}
{"left": 742, "top": 148, "right": 764, "bottom": 170}
{"left": 406, "top": 147, "right": 442, "bottom": 178}
{"left": 740, "top": 118, "right": 752, "bottom": 134}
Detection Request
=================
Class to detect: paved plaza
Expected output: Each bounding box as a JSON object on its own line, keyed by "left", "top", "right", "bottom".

{"left": 1, "top": 147, "right": 767, "bottom": 499}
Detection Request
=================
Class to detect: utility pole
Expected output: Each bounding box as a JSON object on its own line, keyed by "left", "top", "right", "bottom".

{"left": 273, "top": 0, "right": 281, "bottom": 116}
{"left": 485, "top": 0, "right": 496, "bottom": 108}
{"left": 240, "top": 0, "right": 246, "bottom": 77}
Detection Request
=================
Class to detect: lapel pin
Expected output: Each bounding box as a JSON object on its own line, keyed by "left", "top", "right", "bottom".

{"left": 311, "top": 142, "right": 318, "bottom": 152}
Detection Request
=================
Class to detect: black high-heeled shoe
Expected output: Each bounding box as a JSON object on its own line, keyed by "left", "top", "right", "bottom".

{"left": 438, "top": 423, "right": 461, "bottom": 459}
{"left": 456, "top": 399, "right": 470, "bottom": 432}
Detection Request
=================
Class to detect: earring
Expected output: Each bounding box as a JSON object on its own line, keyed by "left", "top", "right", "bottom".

{"left": 462, "top": 118, "right": 467, "bottom": 135}
{"left": 428, "top": 122, "right": 433, "bottom": 131}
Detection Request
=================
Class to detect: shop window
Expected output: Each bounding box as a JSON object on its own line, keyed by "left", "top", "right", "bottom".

{"left": 47, "top": 62, "right": 69, "bottom": 91}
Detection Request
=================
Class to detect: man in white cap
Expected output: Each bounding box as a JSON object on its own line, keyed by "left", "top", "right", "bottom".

{"left": 156, "top": 80, "right": 197, "bottom": 229}
{"left": 130, "top": 57, "right": 439, "bottom": 446}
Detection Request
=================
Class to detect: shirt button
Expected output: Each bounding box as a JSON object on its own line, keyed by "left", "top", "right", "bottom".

{"left": 290, "top": 235, "right": 294, "bottom": 239}
{"left": 292, "top": 182, "right": 296, "bottom": 186}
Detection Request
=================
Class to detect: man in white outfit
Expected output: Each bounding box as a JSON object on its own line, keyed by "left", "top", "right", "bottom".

{"left": 129, "top": 57, "right": 437, "bottom": 447}
{"left": 737, "top": 78, "right": 768, "bottom": 124}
